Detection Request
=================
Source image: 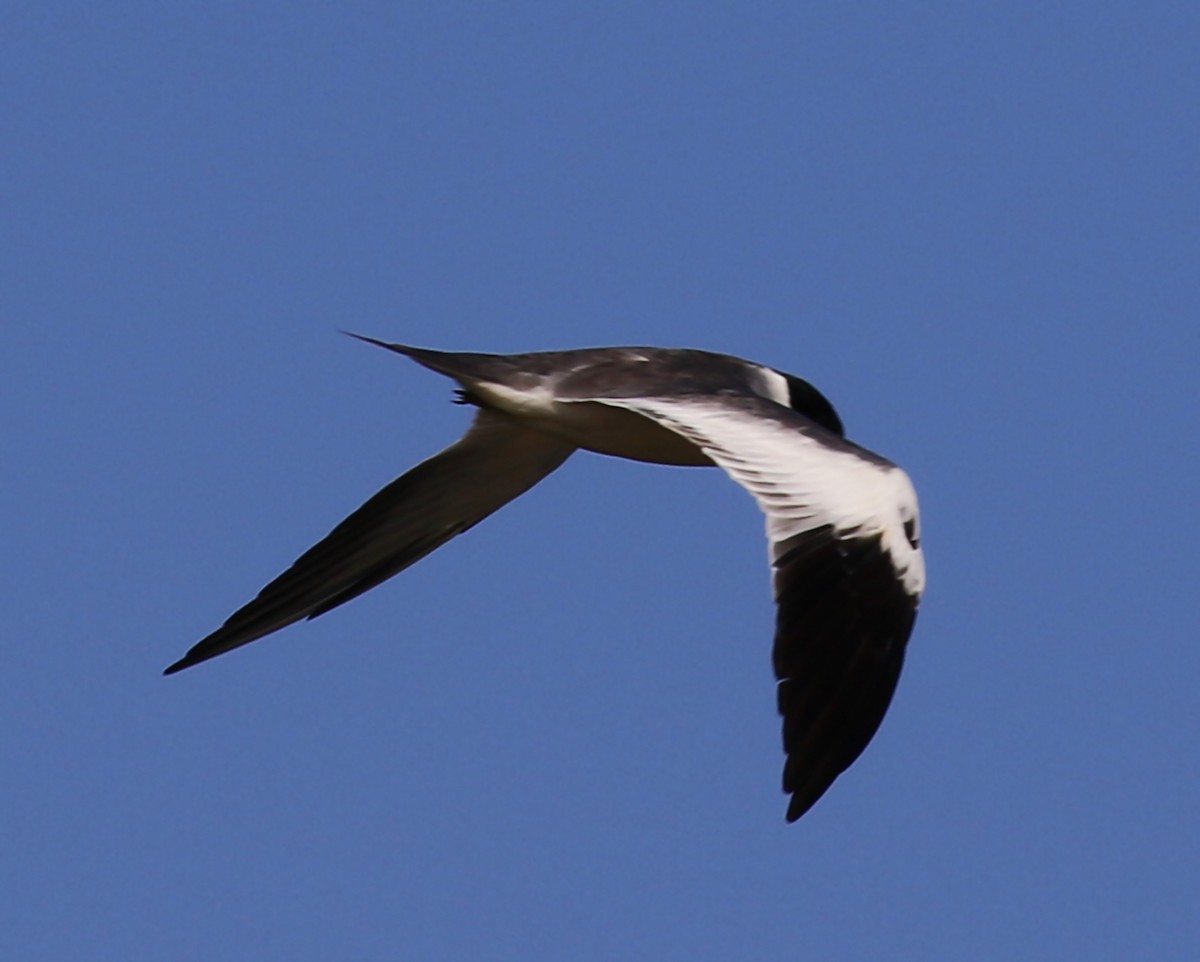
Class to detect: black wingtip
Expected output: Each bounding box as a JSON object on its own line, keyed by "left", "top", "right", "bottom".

{"left": 162, "top": 657, "right": 190, "bottom": 676}
{"left": 785, "top": 794, "right": 817, "bottom": 823}
{"left": 163, "top": 644, "right": 219, "bottom": 675}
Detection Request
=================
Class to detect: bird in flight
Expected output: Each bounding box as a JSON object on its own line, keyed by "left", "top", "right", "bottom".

{"left": 166, "top": 336, "right": 925, "bottom": 822}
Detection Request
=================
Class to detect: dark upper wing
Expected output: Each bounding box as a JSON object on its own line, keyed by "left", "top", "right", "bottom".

{"left": 165, "top": 409, "right": 574, "bottom": 674}
{"left": 587, "top": 392, "right": 925, "bottom": 821}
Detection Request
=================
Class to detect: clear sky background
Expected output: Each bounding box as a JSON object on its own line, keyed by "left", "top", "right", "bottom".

{"left": 5, "top": 3, "right": 1197, "bottom": 959}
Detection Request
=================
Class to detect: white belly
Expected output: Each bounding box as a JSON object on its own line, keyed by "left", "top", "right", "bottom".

{"left": 547, "top": 400, "right": 714, "bottom": 466}
{"left": 470, "top": 380, "right": 712, "bottom": 466}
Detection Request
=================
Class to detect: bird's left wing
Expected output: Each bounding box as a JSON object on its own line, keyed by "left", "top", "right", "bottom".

{"left": 165, "top": 408, "right": 574, "bottom": 674}
{"left": 585, "top": 391, "right": 925, "bottom": 821}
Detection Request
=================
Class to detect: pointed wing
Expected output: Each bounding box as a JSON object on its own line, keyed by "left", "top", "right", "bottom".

{"left": 165, "top": 409, "right": 575, "bottom": 674}
{"left": 588, "top": 392, "right": 925, "bottom": 821}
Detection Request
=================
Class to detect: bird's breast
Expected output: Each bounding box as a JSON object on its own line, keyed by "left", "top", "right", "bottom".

{"left": 551, "top": 401, "right": 714, "bottom": 465}
{"left": 466, "top": 379, "right": 712, "bottom": 466}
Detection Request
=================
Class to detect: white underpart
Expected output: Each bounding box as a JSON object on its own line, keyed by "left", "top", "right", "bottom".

{"left": 469, "top": 378, "right": 562, "bottom": 418}
{"left": 466, "top": 374, "right": 711, "bottom": 465}
{"left": 590, "top": 395, "right": 926, "bottom": 598}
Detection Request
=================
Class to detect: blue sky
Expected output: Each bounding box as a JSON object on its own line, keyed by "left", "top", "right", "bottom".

{"left": 5, "top": 2, "right": 1198, "bottom": 959}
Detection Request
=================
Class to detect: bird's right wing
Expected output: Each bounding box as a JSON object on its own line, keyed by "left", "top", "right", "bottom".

{"left": 165, "top": 409, "right": 575, "bottom": 674}
{"left": 585, "top": 391, "right": 925, "bottom": 821}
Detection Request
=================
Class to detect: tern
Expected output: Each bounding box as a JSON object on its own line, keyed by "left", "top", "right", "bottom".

{"left": 166, "top": 336, "right": 925, "bottom": 822}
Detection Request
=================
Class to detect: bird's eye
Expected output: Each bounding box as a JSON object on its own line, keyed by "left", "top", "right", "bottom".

{"left": 903, "top": 517, "right": 919, "bottom": 549}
